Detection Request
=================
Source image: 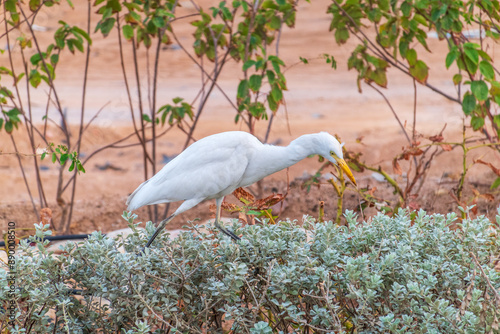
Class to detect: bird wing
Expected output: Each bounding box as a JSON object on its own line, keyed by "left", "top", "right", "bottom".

{"left": 127, "top": 133, "right": 257, "bottom": 211}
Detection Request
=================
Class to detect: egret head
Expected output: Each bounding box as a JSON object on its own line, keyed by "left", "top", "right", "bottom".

{"left": 316, "top": 132, "right": 357, "bottom": 186}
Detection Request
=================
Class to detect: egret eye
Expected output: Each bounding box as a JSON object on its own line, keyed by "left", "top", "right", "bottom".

{"left": 330, "top": 151, "right": 337, "bottom": 158}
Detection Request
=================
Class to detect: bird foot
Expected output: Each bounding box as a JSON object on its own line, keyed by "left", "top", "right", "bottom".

{"left": 214, "top": 220, "right": 240, "bottom": 241}
{"left": 220, "top": 227, "right": 241, "bottom": 241}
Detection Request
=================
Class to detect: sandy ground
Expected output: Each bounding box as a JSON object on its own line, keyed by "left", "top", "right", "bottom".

{"left": 1, "top": 1, "right": 499, "bottom": 239}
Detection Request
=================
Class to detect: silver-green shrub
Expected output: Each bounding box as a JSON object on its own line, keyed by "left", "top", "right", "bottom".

{"left": 1, "top": 209, "right": 499, "bottom": 333}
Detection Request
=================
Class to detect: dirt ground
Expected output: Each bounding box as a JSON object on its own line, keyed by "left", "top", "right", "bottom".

{"left": 1, "top": 1, "right": 499, "bottom": 238}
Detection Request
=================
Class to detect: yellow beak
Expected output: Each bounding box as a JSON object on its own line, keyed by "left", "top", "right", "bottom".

{"left": 334, "top": 156, "right": 357, "bottom": 186}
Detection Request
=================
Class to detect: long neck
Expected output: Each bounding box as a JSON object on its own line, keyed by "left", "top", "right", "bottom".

{"left": 243, "top": 134, "right": 320, "bottom": 186}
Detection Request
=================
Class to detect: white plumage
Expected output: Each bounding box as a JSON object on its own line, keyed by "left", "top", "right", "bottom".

{"left": 127, "top": 131, "right": 356, "bottom": 249}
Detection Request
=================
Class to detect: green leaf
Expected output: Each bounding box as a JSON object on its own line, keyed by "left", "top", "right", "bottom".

{"left": 6, "top": 108, "right": 21, "bottom": 122}
{"left": 409, "top": 60, "right": 428, "bottom": 84}
{"left": 479, "top": 60, "right": 495, "bottom": 80}
{"left": 477, "top": 49, "right": 491, "bottom": 62}
{"left": 70, "top": 38, "right": 84, "bottom": 53}
{"left": 60, "top": 153, "right": 69, "bottom": 164}
{"left": 248, "top": 74, "right": 262, "bottom": 92}
{"left": 453, "top": 73, "right": 462, "bottom": 86}
{"left": 99, "top": 18, "right": 116, "bottom": 36}
{"left": 464, "top": 47, "right": 479, "bottom": 65}
{"left": 406, "top": 48, "right": 417, "bottom": 66}
{"left": 269, "top": 16, "right": 281, "bottom": 30}
{"left": 125, "top": 11, "right": 142, "bottom": 25}
{"left": 401, "top": 1, "right": 412, "bottom": 17}
{"left": 152, "top": 16, "right": 165, "bottom": 28}
{"left": 237, "top": 80, "right": 249, "bottom": 99}
{"left": 471, "top": 80, "right": 488, "bottom": 101}
{"left": 4, "top": 121, "right": 13, "bottom": 133}
{"left": 15, "top": 72, "right": 25, "bottom": 84}
{"left": 142, "top": 114, "right": 152, "bottom": 123}
{"left": 334, "top": 27, "right": 349, "bottom": 44}
{"left": 52, "top": 152, "right": 57, "bottom": 163}
{"left": 30, "top": 53, "right": 43, "bottom": 66}
{"left": 0, "top": 66, "right": 12, "bottom": 75}
{"left": 491, "top": 177, "right": 500, "bottom": 190}
{"left": 29, "top": 70, "right": 42, "bottom": 88}
{"left": 368, "top": 68, "right": 388, "bottom": 88}
{"left": 464, "top": 56, "right": 478, "bottom": 74}
{"left": 242, "top": 60, "right": 255, "bottom": 71}
{"left": 462, "top": 93, "right": 476, "bottom": 115}
{"left": 50, "top": 54, "right": 59, "bottom": 65}
{"left": 72, "top": 26, "right": 92, "bottom": 45}
{"left": 77, "top": 163, "right": 86, "bottom": 173}
{"left": 5, "top": 0, "right": 17, "bottom": 13}
{"left": 266, "top": 70, "right": 276, "bottom": 84}
{"left": 494, "top": 114, "right": 500, "bottom": 128}
{"left": 271, "top": 85, "right": 283, "bottom": 102}
{"left": 267, "top": 94, "right": 277, "bottom": 111}
{"left": 122, "top": 25, "right": 134, "bottom": 40}
{"left": 445, "top": 50, "right": 457, "bottom": 69}
{"left": 471, "top": 115, "right": 484, "bottom": 130}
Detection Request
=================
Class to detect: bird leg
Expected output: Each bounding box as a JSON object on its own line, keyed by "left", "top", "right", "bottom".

{"left": 214, "top": 197, "right": 240, "bottom": 241}
{"left": 140, "top": 213, "right": 176, "bottom": 253}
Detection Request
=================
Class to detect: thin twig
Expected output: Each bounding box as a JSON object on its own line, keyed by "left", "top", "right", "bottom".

{"left": 366, "top": 82, "right": 412, "bottom": 146}
{"left": 9, "top": 136, "right": 39, "bottom": 220}
{"left": 470, "top": 252, "right": 500, "bottom": 307}
{"left": 65, "top": 1, "right": 92, "bottom": 233}
{"left": 3, "top": 10, "right": 41, "bottom": 216}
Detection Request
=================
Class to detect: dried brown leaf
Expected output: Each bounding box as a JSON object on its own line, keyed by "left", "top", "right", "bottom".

{"left": 254, "top": 194, "right": 285, "bottom": 209}
{"left": 429, "top": 134, "right": 444, "bottom": 142}
{"left": 210, "top": 202, "right": 240, "bottom": 214}
{"left": 233, "top": 187, "right": 255, "bottom": 204}
{"left": 40, "top": 207, "right": 52, "bottom": 226}
{"left": 221, "top": 202, "right": 240, "bottom": 213}
{"left": 392, "top": 158, "right": 403, "bottom": 175}
{"left": 238, "top": 212, "right": 248, "bottom": 225}
{"left": 471, "top": 197, "right": 478, "bottom": 215}
{"left": 480, "top": 193, "right": 495, "bottom": 201}
{"left": 475, "top": 159, "right": 500, "bottom": 176}
{"left": 409, "top": 147, "right": 424, "bottom": 156}
{"left": 408, "top": 201, "right": 420, "bottom": 211}
{"left": 367, "top": 186, "right": 377, "bottom": 196}
{"left": 441, "top": 144, "right": 453, "bottom": 151}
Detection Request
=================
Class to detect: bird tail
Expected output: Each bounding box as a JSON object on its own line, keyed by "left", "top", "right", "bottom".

{"left": 126, "top": 179, "right": 150, "bottom": 211}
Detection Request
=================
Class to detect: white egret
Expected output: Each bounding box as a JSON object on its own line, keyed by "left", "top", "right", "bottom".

{"left": 127, "top": 131, "right": 356, "bottom": 249}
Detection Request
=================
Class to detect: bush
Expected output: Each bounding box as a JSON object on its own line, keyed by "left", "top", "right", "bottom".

{"left": 2, "top": 209, "right": 500, "bottom": 333}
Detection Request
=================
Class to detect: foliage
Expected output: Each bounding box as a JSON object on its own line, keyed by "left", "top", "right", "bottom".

{"left": 0, "top": 0, "right": 298, "bottom": 229}
{"left": 2, "top": 209, "right": 500, "bottom": 332}
{"left": 1, "top": 0, "right": 93, "bottom": 232}
{"left": 214, "top": 187, "right": 286, "bottom": 224}
{"left": 324, "top": 0, "right": 500, "bottom": 213}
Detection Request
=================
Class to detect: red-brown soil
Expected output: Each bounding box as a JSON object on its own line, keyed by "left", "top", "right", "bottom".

{"left": 1, "top": 1, "right": 499, "bottom": 238}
